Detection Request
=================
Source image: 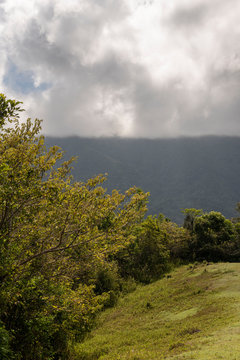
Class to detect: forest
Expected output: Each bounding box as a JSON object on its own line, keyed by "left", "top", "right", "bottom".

{"left": 1, "top": 94, "right": 240, "bottom": 359}
{"left": 45, "top": 135, "right": 240, "bottom": 224}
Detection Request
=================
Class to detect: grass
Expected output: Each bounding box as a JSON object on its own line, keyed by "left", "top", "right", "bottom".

{"left": 72, "top": 263, "right": 240, "bottom": 359}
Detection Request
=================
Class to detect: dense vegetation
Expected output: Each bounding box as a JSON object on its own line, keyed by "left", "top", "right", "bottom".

{"left": 0, "top": 94, "right": 148, "bottom": 359}
{"left": 1, "top": 94, "right": 240, "bottom": 359}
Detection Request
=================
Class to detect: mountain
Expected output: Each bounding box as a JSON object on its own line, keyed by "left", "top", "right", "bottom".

{"left": 45, "top": 136, "right": 240, "bottom": 224}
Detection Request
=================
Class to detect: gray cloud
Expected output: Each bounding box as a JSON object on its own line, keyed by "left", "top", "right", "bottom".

{"left": 169, "top": 4, "right": 208, "bottom": 28}
{"left": 1, "top": 0, "right": 240, "bottom": 137}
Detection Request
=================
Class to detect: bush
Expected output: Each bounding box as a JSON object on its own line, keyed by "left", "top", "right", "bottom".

{"left": 183, "top": 210, "right": 240, "bottom": 262}
{"left": 94, "top": 265, "right": 121, "bottom": 307}
{"left": 116, "top": 215, "right": 172, "bottom": 283}
{"left": 0, "top": 322, "right": 13, "bottom": 360}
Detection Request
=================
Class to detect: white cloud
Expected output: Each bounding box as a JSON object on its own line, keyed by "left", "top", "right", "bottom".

{"left": 1, "top": 0, "right": 240, "bottom": 137}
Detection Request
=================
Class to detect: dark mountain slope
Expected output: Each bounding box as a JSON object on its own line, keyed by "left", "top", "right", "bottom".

{"left": 45, "top": 136, "right": 240, "bottom": 224}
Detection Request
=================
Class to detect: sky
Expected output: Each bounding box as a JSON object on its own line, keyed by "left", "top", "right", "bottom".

{"left": 1, "top": 0, "right": 240, "bottom": 138}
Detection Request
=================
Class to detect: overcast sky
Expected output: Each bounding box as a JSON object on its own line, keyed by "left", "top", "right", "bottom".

{"left": 1, "top": 0, "right": 240, "bottom": 137}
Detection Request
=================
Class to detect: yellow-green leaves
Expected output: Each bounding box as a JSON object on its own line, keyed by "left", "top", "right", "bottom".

{"left": 0, "top": 94, "right": 149, "bottom": 359}
{"left": 0, "top": 93, "right": 24, "bottom": 127}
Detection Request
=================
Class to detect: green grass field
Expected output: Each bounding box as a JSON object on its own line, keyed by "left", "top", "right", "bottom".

{"left": 73, "top": 263, "right": 240, "bottom": 359}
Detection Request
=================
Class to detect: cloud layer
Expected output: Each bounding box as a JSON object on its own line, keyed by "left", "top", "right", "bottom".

{"left": 1, "top": 0, "right": 240, "bottom": 137}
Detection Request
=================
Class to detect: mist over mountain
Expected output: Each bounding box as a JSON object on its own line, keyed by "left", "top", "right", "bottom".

{"left": 45, "top": 136, "right": 240, "bottom": 224}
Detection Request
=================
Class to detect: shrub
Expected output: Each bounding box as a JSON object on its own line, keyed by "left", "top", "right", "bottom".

{"left": 0, "top": 322, "right": 13, "bottom": 360}
{"left": 183, "top": 209, "right": 239, "bottom": 262}
{"left": 116, "top": 215, "right": 173, "bottom": 283}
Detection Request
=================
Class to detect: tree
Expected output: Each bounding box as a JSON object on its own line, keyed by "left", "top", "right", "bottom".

{"left": 188, "top": 211, "right": 236, "bottom": 261}
{"left": 115, "top": 214, "right": 187, "bottom": 283}
{"left": 0, "top": 93, "right": 23, "bottom": 127}
{"left": 0, "top": 94, "right": 148, "bottom": 359}
{"left": 182, "top": 208, "right": 203, "bottom": 233}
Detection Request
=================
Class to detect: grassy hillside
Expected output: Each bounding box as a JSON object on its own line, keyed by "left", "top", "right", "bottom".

{"left": 45, "top": 136, "right": 240, "bottom": 224}
{"left": 73, "top": 263, "right": 240, "bottom": 359}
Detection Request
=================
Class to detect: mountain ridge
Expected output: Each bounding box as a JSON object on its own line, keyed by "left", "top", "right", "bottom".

{"left": 45, "top": 136, "right": 240, "bottom": 224}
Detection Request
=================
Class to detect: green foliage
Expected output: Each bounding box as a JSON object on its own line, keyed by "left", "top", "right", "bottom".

{"left": 2, "top": 93, "right": 240, "bottom": 358}
{"left": 116, "top": 215, "right": 176, "bottom": 283}
{"left": 194, "top": 211, "right": 234, "bottom": 245}
{"left": 182, "top": 208, "right": 203, "bottom": 233}
{"left": 0, "top": 93, "right": 24, "bottom": 127}
{"left": 183, "top": 209, "right": 240, "bottom": 261}
{"left": 0, "top": 94, "right": 148, "bottom": 359}
{"left": 0, "top": 322, "right": 13, "bottom": 360}
{"left": 94, "top": 264, "right": 121, "bottom": 308}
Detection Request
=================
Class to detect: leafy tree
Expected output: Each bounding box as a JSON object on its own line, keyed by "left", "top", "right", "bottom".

{"left": 0, "top": 94, "right": 148, "bottom": 359}
{"left": 186, "top": 211, "right": 236, "bottom": 261}
{"left": 0, "top": 93, "right": 23, "bottom": 127}
{"left": 194, "top": 211, "right": 233, "bottom": 245}
{"left": 182, "top": 208, "right": 203, "bottom": 233}
{"left": 115, "top": 215, "right": 186, "bottom": 283}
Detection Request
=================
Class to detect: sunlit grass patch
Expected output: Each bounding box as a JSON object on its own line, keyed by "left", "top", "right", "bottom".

{"left": 73, "top": 263, "right": 240, "bottom": 360}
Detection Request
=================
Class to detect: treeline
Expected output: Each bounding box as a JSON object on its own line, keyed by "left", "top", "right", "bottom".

{"left": 1, "top": 94, "right": 240, "bottom": 360}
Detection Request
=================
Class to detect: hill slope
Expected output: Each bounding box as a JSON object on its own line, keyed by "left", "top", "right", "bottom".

{"left": 45, "top": 137, "right": 240, "bottom": 224}
{"left": 74, "top": 263, "right": 240, "bottom": 359}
